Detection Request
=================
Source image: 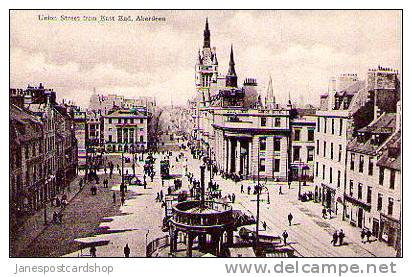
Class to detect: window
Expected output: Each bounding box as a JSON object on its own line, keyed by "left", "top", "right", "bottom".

{"left": 330, "top": 143, "right": 334, "bottom": 160}
{"left": 108, "top": 135, "right": 112, "bottom": 142}
{"left": 339, "top": 118, "right": 343, "bottom": 136}
{"left": 316, "top": 162, "right": 319, "bottom": 177}
{"left": 130, "top": 119, "right": 134, "bottom": 124}
{"left": 140, "top": 119, "right": 144, "bottom": 124}
{"left": 316, "top": 140, "right": 320, "bottom": 155}
{"left": 329, "top": 167, "right": 333, "bottom": 184}
{"left": 377, "top": 194, "right": 383, "bottom": 211}
{"left": 338, "top": 144, "right": 342, "bottom": 162}
{"left": 293, "top": 146, "right": 301, "bottom": 162}
{"left": 117, "top": 128, "right": 122, "bottom": 143}
{"left": 259, "top": 137, "right": 266, "bottom": 151}
{"left": 322, "top": 164, "right": 326, "bottom": 180}
{"left": 368, "top": 158, "right": 373, "bottom": 176}
{"left": 317, "top": 117, "right": 320, "bottom": 132}
{"left": 140, "top": 135, "right": 144, "bottom": 142}
{"left": 274, "top": 159, "right": 280, "bottom": 172}
{"left": 274, "top": 138, "right": 281, "bottom": 151}
{"left": 390, "top": 170, "right": 396, "bottom": 189}
{"left": 323, "top": 141, "right": 326, "bottom": 157}
{"left": 294, "top": 129, "right": 301, "bottom": 141}
{"left": 308, "top": 129, "right": 314, "bottom": 141}
{"left": 349, "top": 180, "right": 354, "bottom": 196}
{"left": 337, "top": 170, "right": 341, "bottom": 187}
{"left": 118, "top": 118, "right": 122, "bottom": 124}
{"left": 359, "top": 155, "right": 364, "bottom": 173}
{"left": 261, "top": 117, "right": 267, "bottom": 127}
{"left": 331, "top": 119, "right": 335, "bottom": 134}
{"left": 324, "top": 118, "right": 327, "bottom": 133}
{"left": 307, "top": 147, "right": 314, "bottom": 161}
{"left": 350, "top": 153, "right": 355, "bottom": 170}
{"left": 388, "top": 198, "right": 394, "bottom": 216}
{"left": 379, "top": 167, "right": 384, "bottom": 185}
{"left": 358, "top": 183, "right": 363, "bottom": 200}
{"left": 367, "top": 186, "right": 372, "bottom": 204}
{"left": 109, "top": 118, "right": 112, "bottom": 124}
{"left": 274, "top": 118, "right": 281, "bottom": 127}
{"left": 259, "top": 158, "right": 266, "bottom": 172}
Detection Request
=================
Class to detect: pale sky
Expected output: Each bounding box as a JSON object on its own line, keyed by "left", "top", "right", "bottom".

{"left": 10, "top": 10, "right": 401, "bottom": 107}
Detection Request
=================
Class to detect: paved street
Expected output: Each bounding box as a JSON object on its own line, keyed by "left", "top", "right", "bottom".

{"left": 17, "top": 145, "right": 395, "bottom": 257}
{"left": 184, "top": 152, "right": 396, "bottom": 257}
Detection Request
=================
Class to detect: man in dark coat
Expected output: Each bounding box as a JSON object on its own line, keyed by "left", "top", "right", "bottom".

{"left": 282, "top": 230, "right": 289, "bottom": 245}
{"left": 288, "top": 213, "right": 293, "bottom": 226}
{"left": 124, "top": 244, "right": 131, "bottom": 257}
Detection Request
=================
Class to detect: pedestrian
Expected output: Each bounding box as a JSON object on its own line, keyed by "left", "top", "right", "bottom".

{"left": 338, "top": 229, "right": 345, "bottom": 246}
{"left": 124, "top": 243, "right": 131, "bottom": 257}
{"left": 232, "top": 193, "right": 236, "bottom": 203}
{"left": 322, "top": 208, "right": 327, "bottom": 219}
{"left": 331, "top": 231, "right": 338, "bottom": 246}
{"left": 328, "top": 208, "right": 333, "bottom": 219}
{"left": 90, "top": 245, "right": 97, "bottom": 257}
{"left": 247, "top": 186, "right": 251, "bottom": 195}
{"left": 263, "top": 221, "right": 267, "bottom": 230}
{"left": 361, "top": 229, "right": 366, "bottom": 243}
{"left": 366, "top": 229, "right": 372, "bottom": 243}
{"left": 282, "top": 230, "right": 289, "bottom": 245}
{"left": 241, "top": 184, "right": 244, "bottom": 193}
{"left": 288, "top": 213, "right": 293, "bottom": 226}
{"left": 144, "top": 180, "right": 147, "bottom": 189}
{"left": 121, "top": 195, "right": 125, "bottom": 206}
{"left": 113, "top": 192, "right": 116, "bottom": 203}
{"left": 279, "top": 186, "right": 282, "bottom": 195}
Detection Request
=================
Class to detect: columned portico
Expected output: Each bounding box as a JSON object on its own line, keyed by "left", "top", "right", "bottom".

{"left": 224, "top": 134, "right": 252, "bottom": 178}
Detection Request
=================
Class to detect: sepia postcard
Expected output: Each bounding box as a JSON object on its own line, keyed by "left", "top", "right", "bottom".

{"left": 9, "top": 9, "right": 402, "bottom": 265}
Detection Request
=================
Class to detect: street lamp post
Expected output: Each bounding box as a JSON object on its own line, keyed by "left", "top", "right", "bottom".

{"left": 298, "top": 159, "right": 302, "bottom": 200}
{"left": 255, "top": 148, "right": 271, "bottom": 250}
{"left": 145, "top": 229, "right": 150, "bottom": 256}
{"left": 200, "top": 164, "right": 206, "bottom": 207}
{"left": 121, "top": 146, "right": 125, "bottom": 186}
{"left": 43, "top": 175, "right": 51, "bottom": 225}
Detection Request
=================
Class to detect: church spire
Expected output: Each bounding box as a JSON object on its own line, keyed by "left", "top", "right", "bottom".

{"left": 226, "top": 44, "right": 238, "bottom": 88}
{"left": 227, "top": 44, "right": 236, "bottom": 76}
{"left": 203, "top": 18, "right": 210, "bottom": 48}
{"left": 266, "top": 76, "right": 275, "bottom": 108}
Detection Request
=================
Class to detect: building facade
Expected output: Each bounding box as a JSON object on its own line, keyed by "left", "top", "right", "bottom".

{"left": 9, "top": 84, "right": 79, "bottom": 230}
{"left": 103, "top": 109, "right": 148, "bottom": 152}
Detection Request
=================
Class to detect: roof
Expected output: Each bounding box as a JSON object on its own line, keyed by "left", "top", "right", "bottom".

{"left": 10, "top": 104, "right": 43, "bottom": 143}
{"left": 358, "top": 113, "right": 396, "bottom": 134}
{"left": 347, "top": 113, "right": 397, "bottom": 154}
{"left": 335, "top": 80, "right": 366, "bottom": 97}
{"left": 104, "top": 109, "right": 147, "bottom": 118}
{"left": 377, "top": 131, "right": 401, "bottom": 170}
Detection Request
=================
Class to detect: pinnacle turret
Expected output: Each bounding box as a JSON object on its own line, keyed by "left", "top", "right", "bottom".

{"left": 203, "top": 18, "right": 210, "bottom": 48}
